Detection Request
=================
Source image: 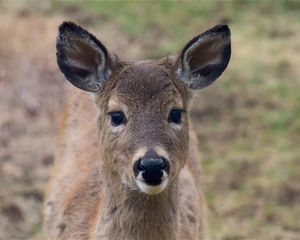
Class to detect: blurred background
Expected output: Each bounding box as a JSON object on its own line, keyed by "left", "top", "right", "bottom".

{"left": 0, "top": 1, "right": 299, "bottom": 239}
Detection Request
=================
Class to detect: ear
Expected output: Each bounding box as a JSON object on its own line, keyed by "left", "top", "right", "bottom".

{"left": 56, "top": 21, "right": 111, "bottom": 92}
{"left": 177, "top": 24, "right": 231, "bottom": 89}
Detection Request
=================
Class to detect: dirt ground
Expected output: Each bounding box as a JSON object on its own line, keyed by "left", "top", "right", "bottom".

{"left": 1, "top": 2, "right": 300, "bottom": 240}
{"left": 0, "top": 9, "right": 64, "bottom": 239}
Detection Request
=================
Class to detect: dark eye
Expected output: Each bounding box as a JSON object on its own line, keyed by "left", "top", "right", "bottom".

{"left": 168, "top": 109, "right": 183, "bottom": 124}
{"left": 109, "top": 111, "right": 126, "bottom": 126}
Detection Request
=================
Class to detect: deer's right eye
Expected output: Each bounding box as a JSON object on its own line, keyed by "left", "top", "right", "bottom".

{"left": 168, "top": 109, "right": 184, "bottom": 124}
{"left": 108, "top": 111, "right": 126, "bottom": 126}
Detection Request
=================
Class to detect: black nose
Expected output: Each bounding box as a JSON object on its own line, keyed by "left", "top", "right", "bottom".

{"left": 137, "top": 158, "right": 169, "bottom": 186}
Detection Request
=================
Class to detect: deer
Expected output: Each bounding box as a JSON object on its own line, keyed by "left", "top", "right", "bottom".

{"left": 43, "top": 21, "right": 231, "bottom": 240}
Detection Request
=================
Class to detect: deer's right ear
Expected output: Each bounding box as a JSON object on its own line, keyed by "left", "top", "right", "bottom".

{"left": 56, "top": 22, "right": 111, "bottom": 92}
{"left": 176, "top": 24, "right": 231, "bottom": 90}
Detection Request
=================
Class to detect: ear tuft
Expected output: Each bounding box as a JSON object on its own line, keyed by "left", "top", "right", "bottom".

{"left": 56, "top": 21, "right": 111, "bottom": 92}
{"left": 177, "top": 24, "right": 231, "bottom": 90}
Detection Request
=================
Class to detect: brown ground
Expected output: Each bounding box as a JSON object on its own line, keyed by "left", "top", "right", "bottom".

{"left": 0, "top": 9, "right": 64, "bottom": 239}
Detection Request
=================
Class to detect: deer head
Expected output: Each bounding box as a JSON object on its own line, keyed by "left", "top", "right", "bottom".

{"left": 56, "top": 22, "right": 231, "bottom": 195}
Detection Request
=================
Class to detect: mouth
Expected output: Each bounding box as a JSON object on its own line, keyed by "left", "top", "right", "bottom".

{"left": 135, "top": 171, "right": 168, "bottom": 195}
{"left": 136, "top": 178, "right": 168, "bottom": 195}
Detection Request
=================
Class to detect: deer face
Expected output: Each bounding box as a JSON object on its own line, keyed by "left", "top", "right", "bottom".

{"left": 97, "top": 62, "right": 189, "bottom": 194}
{"left": 56, "top": 22, "right": 231, "bottom": 195}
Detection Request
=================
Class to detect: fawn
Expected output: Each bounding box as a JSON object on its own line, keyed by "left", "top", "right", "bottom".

{"left": 44, "top": 21, "right": 231, "bottom": 240}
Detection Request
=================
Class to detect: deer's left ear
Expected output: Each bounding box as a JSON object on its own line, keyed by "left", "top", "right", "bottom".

{"left": 176, "top": 25, "right": 231, "bottom": 89}
{"left": 56, "top": 21, "right": 112, "bottom": 92}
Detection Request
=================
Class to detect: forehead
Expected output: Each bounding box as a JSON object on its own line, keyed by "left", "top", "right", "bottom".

{"left": 113, "top": 62, "right": 183, "bottom": 108}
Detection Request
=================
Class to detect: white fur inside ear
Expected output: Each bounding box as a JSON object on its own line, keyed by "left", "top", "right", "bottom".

{"left": 177, "top": 66, "right": 208, "bottom": 89}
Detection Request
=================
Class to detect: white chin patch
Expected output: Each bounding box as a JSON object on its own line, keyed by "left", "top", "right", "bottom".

{"left": 136, "top": 178, "right": 168, "bottom": 195}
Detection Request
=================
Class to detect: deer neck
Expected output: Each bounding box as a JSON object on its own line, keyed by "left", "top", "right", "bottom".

{"left": 96, "top": 169, "right": 179, "bottom": 240}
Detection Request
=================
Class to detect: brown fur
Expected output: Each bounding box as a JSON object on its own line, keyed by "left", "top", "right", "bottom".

{"left": 44, "top": 60, "right": 206, "bottom": 240}
{"left": 44, "top": 22, "right": 231, "bottom": 240}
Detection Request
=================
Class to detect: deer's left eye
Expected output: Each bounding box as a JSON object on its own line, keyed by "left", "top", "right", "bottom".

{"left": 168, "top": 109, "right": 184, "bottom": 124}
{"left": 109, "top": 111, "right": 126, "bottom": 126}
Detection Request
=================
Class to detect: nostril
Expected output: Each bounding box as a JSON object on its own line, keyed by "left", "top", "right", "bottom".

{"left": 134, "top": 156, "right": 170, "bottom": 185}
{"left": 137, "top": 159, "right": 145, "bottom": 172}
{"left": 137, "top": 157, "right": 170, "bottom": 186}
{"left": 162, "top": 158, "right": 170, "bottom": 174}
{"left": 133, "top": 159, "right": 145, "bottom": 178}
